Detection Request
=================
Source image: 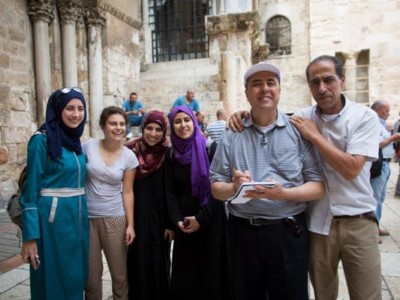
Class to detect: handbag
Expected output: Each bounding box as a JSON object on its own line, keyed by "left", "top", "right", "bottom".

{"left": 370, "top": 148, "right": 383, "bottom": 178}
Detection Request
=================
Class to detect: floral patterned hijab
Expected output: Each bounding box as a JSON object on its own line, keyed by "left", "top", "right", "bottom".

{"left": 125, "top": 110, "right": 169, "bottom": 180}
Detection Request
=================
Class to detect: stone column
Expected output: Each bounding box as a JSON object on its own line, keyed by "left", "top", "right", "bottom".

{"left": 206, "top": 12, "right": 260, "bottom": 107}
{"left": 221, "top": 51, "right": 237, "bottom": 114}
{"left": 141, "top": 0, "right": 152, "bottom": 66}
{"left": 344, "top": 52, "right": 358, "bottom": 101}
{"left": 58, "top": 1, "right": 81, "bottom": 87}
{"left": 225, "top": 0, "right": 252, "bottom": 13}
{"left": 85, "top": 7, "right": 106, "bottom": 138}
{"left": 28, "top": 0, "right": 54, "bottom": 125}
{"left": 218, "top": 0, "right": 226, "bottom": 14}
{"left": 252, "top": 0, "right": 258, "bottom": 11}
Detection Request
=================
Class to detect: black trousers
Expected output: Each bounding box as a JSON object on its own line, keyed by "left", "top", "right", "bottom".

{"left": 228, "top": 213, "right": 309, "bottom": 300}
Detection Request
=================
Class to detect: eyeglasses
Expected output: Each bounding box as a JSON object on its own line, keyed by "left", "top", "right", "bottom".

{"left": 60, "top": 87, "right": 83, "bottom": 94}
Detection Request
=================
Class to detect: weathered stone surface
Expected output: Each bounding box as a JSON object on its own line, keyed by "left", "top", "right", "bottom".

{"left": 0, "top": 149, "right": 8, "bottom": 165}
{"left": 0, "top": 54, "right": 10, "bottom": 69}
{"left": 2, "top": 127, "right": 27, "bottom": 144}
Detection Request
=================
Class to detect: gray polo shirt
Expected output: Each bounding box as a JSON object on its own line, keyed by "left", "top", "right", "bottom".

{"left": 209, "top": 110, "right": 323, "bottom": 220}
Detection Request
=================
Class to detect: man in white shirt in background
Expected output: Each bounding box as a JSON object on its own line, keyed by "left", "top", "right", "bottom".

{"left": 205, "top": 109, "right": 228, "bottom": 144}
{"left": 369, "top": 100, "right": 400, "bottom": 237}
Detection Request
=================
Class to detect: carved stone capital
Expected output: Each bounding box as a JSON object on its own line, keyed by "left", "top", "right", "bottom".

{"left": 28, "top": 0, "right": 55, "bottom": 23}
{"left": 84, "top": 6, "right": 106, "bottom": 27}
{"left": 206, "top": 12, "right": 260, "bottom": 36}
{"left": 206, "top": 12, "right": 264, "bottom": 61}
{"left": 58, "top": 0, "right": 81, "bottom": 24}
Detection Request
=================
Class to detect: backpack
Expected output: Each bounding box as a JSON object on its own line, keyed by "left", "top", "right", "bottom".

{"left": 7, "top": 130, "right": 45, "bottom": 229}
{"left": 7, "top": 165, "right": 27, "bottom": 229}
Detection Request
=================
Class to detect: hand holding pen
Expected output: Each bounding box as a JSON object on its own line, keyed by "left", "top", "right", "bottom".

{"left": 232, "top": 168, "right": 252, "bottom": 193}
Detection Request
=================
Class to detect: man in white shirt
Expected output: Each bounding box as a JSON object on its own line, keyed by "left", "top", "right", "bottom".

{"left": 291, "top": 55, "right": 381, "bottom": 300}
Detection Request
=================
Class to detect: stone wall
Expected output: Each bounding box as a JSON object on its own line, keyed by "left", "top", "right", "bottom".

{"left": 309, "top": 0, "right": 400, "bottom": 125}
{"left": 258, "top": 0, "right": 311, "bottom": 113}
{"left": 0, "top": 0, "right": 35, "bottom": 204}
{"left": 135, "top": 58, "right": 222, "bottom": 123}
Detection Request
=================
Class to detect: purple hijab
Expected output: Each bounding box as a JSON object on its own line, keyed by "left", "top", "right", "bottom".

{"left": 169, "top": 106, "right": 210, "bottom": 206}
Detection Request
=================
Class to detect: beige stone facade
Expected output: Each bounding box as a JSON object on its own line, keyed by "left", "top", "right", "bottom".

{"left": 0, "top": 0, "right": 399, "bottom": 204}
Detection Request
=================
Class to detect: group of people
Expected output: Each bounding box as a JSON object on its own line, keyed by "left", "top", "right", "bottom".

{"left": 18, "top": 54, "right": 390, "bottom": 300}
{"left": 122, "top": 87, "right": 228, "bottom": 155}
{"left": 19, "top": 86, "right": 229, "bottom": 299}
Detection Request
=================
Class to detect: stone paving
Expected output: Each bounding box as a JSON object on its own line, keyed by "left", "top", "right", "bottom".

{"left": 0, "top": 163, "right": 399, "bottom": 299}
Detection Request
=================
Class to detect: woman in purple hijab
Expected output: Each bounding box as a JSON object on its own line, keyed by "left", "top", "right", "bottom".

{"left": 165, "top": 106, "right": 230, "bottom": 300}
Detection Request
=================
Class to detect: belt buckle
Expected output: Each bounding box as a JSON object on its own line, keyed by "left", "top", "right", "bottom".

{"left": 285, "top": 216, "right": 296, "bottom": 224}
{"left": 249, "top": 219, "right": 262, "bottom": 226}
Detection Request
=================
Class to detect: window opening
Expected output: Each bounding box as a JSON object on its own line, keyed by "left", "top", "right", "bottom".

{"left": 148, "top": 0, "right": 212, "bottom": 62}
{"left": 266, "top": 15, "right": 292, "bottom": 56}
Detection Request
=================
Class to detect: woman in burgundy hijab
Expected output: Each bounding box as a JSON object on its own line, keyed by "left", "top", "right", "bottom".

{"left": 125, "top": 110, "right": 174, "bottom": 300}
{"left": 165, "top": 106, "right": 230, "bottom": 300}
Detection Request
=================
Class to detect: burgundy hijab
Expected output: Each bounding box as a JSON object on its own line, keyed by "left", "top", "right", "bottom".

{"left": 169, "top": 106, "right": 210, "bottom": 206}
{"left": 125, "top": 110, "right": 169, "bottom": 180}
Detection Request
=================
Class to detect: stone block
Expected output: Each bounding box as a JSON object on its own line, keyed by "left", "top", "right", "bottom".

{"left": 0, "top": 149, "right": 8, "bottom": 165}
{"left": 1, "top": 127, "right": 26, "bottom": 144}
{"left": 10, "top": 112, "right": 30, "bottom": 128}
{"left": 8, "top": 28, "right": 25, "bottom": 43}
{"left": 0, "top": 54, "right": 10, "bottom": 69}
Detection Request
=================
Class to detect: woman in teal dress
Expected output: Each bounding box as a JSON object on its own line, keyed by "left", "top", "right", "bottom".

{"left": 20, "top": 87, "right": 89, "bottom": 300}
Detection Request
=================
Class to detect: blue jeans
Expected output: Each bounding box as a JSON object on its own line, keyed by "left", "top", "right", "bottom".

{"left": 370, "top": 161, "right": 390, "bottom": 223}
{"left": 127, "top": 115, "right": 145, "bottom": 135}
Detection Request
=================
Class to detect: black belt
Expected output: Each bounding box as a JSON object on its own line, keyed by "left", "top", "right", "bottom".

{"left": 231, "top": 213, "right": 303, "bottom": 227}
{"left": 382, "top": 158, "right": 391, "bottom": 162}
{"left": 333, "top": 211, "right": 375, "bottom": 221}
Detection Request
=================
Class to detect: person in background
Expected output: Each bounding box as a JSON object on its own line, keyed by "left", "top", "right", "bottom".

{"left": 370, "top": 100, "right": 400, "bottom": 237}
{"left": 229, "top": 55, "right": 382, "bottom": 300}
{"left": 171, "top": 88, "right": 200, "bottom": 113}
{"left": 83, "top": 106, "right": 138, "bottom": 300}
{"left": 195, "top": 111, "right": 207, "bottom": 134}
{"left": 393, "top": 111, "right": 400, "bottom": 197}
{"left": 20, "top": 87, "right": 89, "bottom": 300}
{"left": 125, "top": 110, "right": 174, "bottom": 300}
{"left": 165, "top": 106, "right": 230, "bottom": 300}
{"left": 205, "top": 108, "right": 228, "bottom": 144}
{"left": 122, "top": 92, "right": 146, "bottom": 139}
{"left": 210, "top": 62, "right": 324, "bottom": 300}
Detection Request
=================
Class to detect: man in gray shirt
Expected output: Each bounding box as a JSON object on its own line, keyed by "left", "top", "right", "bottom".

{"left": 209, "top": 62, "right": 325, "bottom": 300}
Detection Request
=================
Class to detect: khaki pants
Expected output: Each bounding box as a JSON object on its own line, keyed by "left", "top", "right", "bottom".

{"left": 309, "top": 217, "right": 381, "bottom": 300}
